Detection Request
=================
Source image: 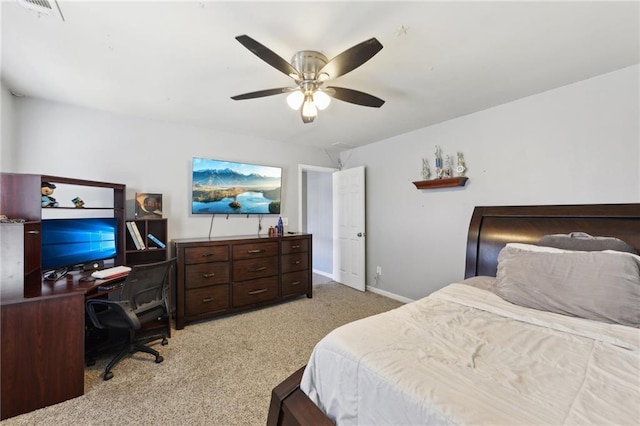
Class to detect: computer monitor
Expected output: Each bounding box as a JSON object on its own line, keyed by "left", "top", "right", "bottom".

{"left": 41, "top": 217, "right": 118, "bottom": 271}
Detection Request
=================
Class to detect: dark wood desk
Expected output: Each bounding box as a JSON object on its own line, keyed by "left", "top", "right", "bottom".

{"left": 0, "top": 271, "right": 126, "bottom": 420}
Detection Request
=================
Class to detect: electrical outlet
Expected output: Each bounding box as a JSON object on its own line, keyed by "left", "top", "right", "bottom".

{"left": 376, "top": 266, "right": 382, "bottom": 275}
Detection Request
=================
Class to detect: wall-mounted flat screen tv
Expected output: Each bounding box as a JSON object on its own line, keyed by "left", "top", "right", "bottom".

{"left": 41, "top": 217, "right": 118, "bottom": 271}
{"left": 191, "top": 157, "right": 282, "bottom": 215}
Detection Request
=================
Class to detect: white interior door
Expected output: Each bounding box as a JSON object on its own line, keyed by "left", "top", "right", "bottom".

{"left": 332, "top": 166, "right": 366, "bottom": 291}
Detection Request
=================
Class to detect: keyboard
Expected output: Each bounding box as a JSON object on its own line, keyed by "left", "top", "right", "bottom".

{"left": 97, "top": 281, "right": 125, "bottom": 292}
{"left": 91, "top": 265, "right": 132, "bottom": 279}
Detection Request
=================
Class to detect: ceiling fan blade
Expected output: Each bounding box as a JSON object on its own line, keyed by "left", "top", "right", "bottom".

{"left": 235, "top": 35, "right": 301, "bottom": 79}
{"left": 326, "top": 86, "right": 385, "bottom": 108}
{"left": 231, "top": 88, "right": 291, "bottom": 100}
{"left": 318, "top": 38, "right": 383, "bottom": 80}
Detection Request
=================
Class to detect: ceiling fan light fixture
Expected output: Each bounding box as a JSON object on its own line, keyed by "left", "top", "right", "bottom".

{"left": 313, "top": 90, "right": 331, "bottom": 110}
{"left": 286, "top": 90, "right": 304, "bottom": 110}
{"left": 231, "top": 35, "right": 385, "bottom": 123}
{"left": 301, "top": 94, "right": 318, "bottom": 118}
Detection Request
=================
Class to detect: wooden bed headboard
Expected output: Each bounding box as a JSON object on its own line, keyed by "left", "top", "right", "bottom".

{"left": 465, "top": 203, "right": 640, "bottom": 278}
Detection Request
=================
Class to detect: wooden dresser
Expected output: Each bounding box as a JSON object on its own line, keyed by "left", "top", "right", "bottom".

{"left": 173, "top": 233, "right": 312, "bottom": 329}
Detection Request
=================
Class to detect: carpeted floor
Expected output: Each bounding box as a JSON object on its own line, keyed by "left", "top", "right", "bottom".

{"left": 2, "top": 277, "right": 402, "bottom": 425}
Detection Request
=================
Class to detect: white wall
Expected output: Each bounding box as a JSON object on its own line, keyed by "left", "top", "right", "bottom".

{"left": 0, "top": 85, "right": 16, "bottom": 171}
{"left": 4, "top": 97, "right": 334, "bottom": 241}
{"left": 342, "top": 65, "right": 640, "bottom": 300}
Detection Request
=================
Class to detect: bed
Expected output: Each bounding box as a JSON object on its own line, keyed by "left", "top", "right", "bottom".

{"left": 267, "top": 203, "right": 640, "bottom": 426}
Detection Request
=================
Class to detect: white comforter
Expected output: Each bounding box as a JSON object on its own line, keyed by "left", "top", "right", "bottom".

{"left": 300, "top": 283, "right": 640, "bottom": 425}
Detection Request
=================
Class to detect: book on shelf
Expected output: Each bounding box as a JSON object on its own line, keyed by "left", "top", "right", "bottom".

{"left": 147, "top": 233, "right": 166, "bottom": 248}
{"left": 128, "top": 221, "right": 146, "bottom": 249}
{"left": 131, "top": 221, "right": 146, "bottom": 249}
{"left": 135, "top": 193, "right": 163, "bottom": 219}
{"left": 126, "top": 222, "right": 142, "bottom": 250}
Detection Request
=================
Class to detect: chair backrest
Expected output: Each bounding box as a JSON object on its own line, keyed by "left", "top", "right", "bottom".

{"left": 119, "top": 258, "right": 175, "bottom": 321}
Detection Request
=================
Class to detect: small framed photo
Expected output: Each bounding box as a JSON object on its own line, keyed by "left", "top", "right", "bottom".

{"left": 135, "top": 193, "right": 163, "bottom": 219}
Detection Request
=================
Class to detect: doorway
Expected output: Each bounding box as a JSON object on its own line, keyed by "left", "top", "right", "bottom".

{"left": 298, "top": 164, "right": 336, "bottom": 281}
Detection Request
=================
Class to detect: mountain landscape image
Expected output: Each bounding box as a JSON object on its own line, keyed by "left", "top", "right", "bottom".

{"left": 192, "top": 160, "right": 281, "bottom": 214}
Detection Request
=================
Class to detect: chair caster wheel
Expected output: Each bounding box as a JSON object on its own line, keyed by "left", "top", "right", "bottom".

{"left": 103, "top": 371, "right": 114, "bottom": 381}
{"left": 161, "top": 338, "right": 168, "bottom": 346}
{"left": 155, "top": 355, "right": 164, "bottom": 363}
{"left": 86, "top": 358, "right": 96, "bottom": 367}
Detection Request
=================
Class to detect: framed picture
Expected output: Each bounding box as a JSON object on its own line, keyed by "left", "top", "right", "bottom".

{"left": 135, "top": 193, "right": 163, "bottom": 219}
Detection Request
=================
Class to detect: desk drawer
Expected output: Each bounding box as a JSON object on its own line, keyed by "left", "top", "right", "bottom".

{"left": 185, "top": 286, "right": 229, "bottom": 316}
{"left": 281, "top": 238, "right": 309, "bottom": 254}
{"left": 185, "top": 263, "right": 230, "bottom": 289}
{"left": 232, "top": 241, "right": 278, "bottom": 260}
{"left": 232, "top": 276, "right": 278, "bottom": 307}
{"left": 184, "top": 246, "right": 229, "bottom": 264}
{"left": 281, "top": 253, "right": 309, "bottom": 274}
{"left": 282, "top": 270, "right": 309, "bottom": 297}
{"left": 233, "top": 256, "right": 278, "bottom": 281}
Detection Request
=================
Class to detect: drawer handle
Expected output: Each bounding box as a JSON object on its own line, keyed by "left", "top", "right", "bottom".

{"left": 290, "top": 281, "right": 301, "bottom": 286}
{"left": 202, "top": 273, "right": 216, "bottom": 278}
{"left": 202, "top": 297, "right": 215, "bottom": 303}
{"left": 248, "top": 266, "right": 267, "bottom": 272}
{"left": 292, "top": 245, "right": 301, "bottom": 249}
{"left": 291, "top": 260, "right": 301, "bottom": 265}
{"left": 247, "top": 249, "right": 265, "bottom": 254}
{"left": 202, "top": 253, "right": 214, "bottom": 258}
{"left": 248, "top": 288, "right": 267, "bottom": 295}
{"left": 27, "top": 230, "right": 40, "bottom": 235}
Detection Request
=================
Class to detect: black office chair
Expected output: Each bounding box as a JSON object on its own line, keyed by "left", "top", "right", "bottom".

{"left": 85, "top": 258, "right": 175, "bottom": 380}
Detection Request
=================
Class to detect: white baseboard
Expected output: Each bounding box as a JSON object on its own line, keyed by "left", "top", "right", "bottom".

{"left": 312, "top": 269, "right": 333, "bottom": 279}
{"left": 320, "top": 272, "right": 413, "bottom": 304}
{"left": 366, "top": 285, "right": 414, "bottom": 304}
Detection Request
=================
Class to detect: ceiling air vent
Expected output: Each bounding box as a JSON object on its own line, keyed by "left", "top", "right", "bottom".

{"left": 17, "top": 0, "right": 65, "bottom": 21}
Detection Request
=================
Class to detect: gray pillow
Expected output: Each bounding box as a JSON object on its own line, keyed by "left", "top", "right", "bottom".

{"left": 495, "top": 243, "right": 640, "bottom": 327}
{"left": 538, "top": 232, "right": 637, "bottom": 254}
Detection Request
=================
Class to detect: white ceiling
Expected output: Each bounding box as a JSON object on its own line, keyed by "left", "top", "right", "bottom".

{"left": 2, "top": 1, "right": 638, "bottom": 151}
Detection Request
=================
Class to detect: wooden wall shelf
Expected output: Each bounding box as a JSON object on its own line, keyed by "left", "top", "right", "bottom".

{"left": 43, "top": 206, "right": 115, "bottom": 210}
{"left": 413, "top": 177, "right": 469, "bottom": 189}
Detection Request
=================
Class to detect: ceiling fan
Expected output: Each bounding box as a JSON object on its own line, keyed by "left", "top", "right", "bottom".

{"left": 231, "top": 35, "right": 385, "bottom": 123}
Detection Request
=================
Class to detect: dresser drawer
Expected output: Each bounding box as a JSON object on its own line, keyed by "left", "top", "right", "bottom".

{"left": 185, "top": 286, "right": 229, "bottom": 316}
{"left": 232, "top": 241, "right": 278, "bottom": 260}
{"left": 282, "top": 270, "right": 309, "bottom": 297}
{"left": 281, "top": 253, "right": 309, "bottom": 274}
{"left": 233, "top": 256, "right": 278, "bottom": 281}
{"left": 232, "top": 276, "right": 278, "bottom": 307}
{"left": 184, "top": 245, "right": 229, "bottom": 265}
{"left": 281, "top": 238, "right": 309, "bottom": 254}
{"left": 185, "top": 263, "right": 230, "bottom": 289}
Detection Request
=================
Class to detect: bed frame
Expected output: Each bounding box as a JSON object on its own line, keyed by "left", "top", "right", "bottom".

{"left": 267, "top": 203, "right": 640, "bottom": 426}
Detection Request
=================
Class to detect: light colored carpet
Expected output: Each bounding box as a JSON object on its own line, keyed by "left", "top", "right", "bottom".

{"left": 2, "top": 278, "right": 401, "bottom": 425}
